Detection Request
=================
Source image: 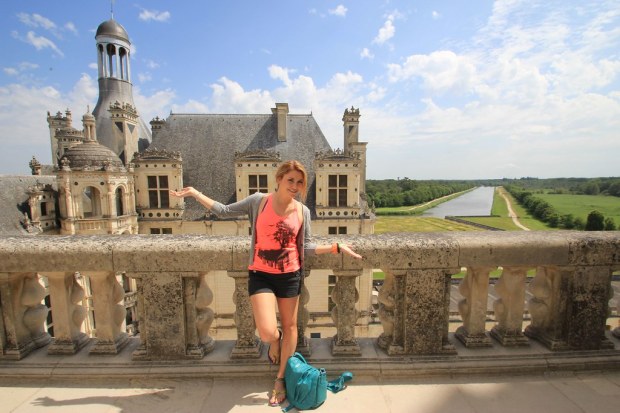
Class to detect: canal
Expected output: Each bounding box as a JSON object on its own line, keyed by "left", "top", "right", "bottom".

{"left": 422, "top": 186, "right": 496, "bottom": 218}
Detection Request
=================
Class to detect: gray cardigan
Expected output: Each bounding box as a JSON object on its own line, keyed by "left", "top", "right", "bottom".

{"left": 210, "top": 192, "right": 317, "bottom": 270}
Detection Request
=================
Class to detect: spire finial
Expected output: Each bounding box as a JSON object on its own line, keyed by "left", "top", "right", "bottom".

{"left": 111, "top": 0, "right": 115, "bottom": 19}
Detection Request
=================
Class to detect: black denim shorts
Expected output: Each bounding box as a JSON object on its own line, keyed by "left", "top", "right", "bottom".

{"left": 248, "top": 269, "right": 302, "bottom": 298}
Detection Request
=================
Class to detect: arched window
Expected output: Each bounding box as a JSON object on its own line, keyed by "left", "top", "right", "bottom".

{"left": 106, "top": 44, "right": 117, "bottom": 78}
{"left": 115, "top": 187, "right": 124, "bottom": 216}
{"left": 119, "top": 47, "right": 129, "bottom": 81}
{"left": 98, "top": 44, "right": 105, "bottom": 78}
{"left": 82, "top": 186, "right": 101, "bottom": 218}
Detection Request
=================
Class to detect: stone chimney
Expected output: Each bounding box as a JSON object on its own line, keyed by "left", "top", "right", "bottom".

{"left": 271, "top": 103, "right": 289, "bottom": 142}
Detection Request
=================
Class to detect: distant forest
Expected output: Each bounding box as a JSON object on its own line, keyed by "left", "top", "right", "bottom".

{"left": 366, "top": 177, "right": 620, "bottom": 209}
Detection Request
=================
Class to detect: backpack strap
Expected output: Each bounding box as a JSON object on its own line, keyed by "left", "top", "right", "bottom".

{"left": 326, "top": 371, "right": 353, "bottom": 393}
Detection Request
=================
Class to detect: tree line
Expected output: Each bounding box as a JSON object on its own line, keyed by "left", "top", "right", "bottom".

{"left": 505, "top": 185, "right": 617, "bottom": 230}
{"left": 366, "top": 179, "right": 475, "bottom": 209}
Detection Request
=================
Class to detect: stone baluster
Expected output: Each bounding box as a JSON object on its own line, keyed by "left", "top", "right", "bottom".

{"left": 45, "top": 272, "right": 89, "bottom": 354}
{"left": 184, "top": 273, "right": 215, "bottom": 358}
{"left": 455, "top": 266, "right": 494, "bottom": 348}
{"left": 377, "top": 269, "right": 396, "bottom": 352}
{"left": 525, "top": 265, "right": 614, "bottom": 350}
{"left": 0, "top": 272, "right": 51, "bottom": 359}
{"left": 490, "top": 266, "right": 530, "bottom": 346}
{"left": 88, "top": 271, "right": 129, "bottom": 354}
{"left": 331, "top": 269, "right": 361, "bottom": 356}
{"left": 128, "top": 276, "right": 147, "bottom": 359}
{"left": 296, "top": 279, "right": 311, "bottom": 356}
{"left": 228, "top": 270, "right": 261, "bottom": 359}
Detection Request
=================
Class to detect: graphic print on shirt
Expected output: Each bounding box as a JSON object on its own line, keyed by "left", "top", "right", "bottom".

{"left": 258, "top": 220, "right": 296, "bottom": 272}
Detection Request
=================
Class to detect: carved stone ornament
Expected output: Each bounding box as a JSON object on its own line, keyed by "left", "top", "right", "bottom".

{"left": 315, "top": 148, "right": 361, "bottom": 161}
{"left": 234, "top": 149, "right": 281, "bottom": 161}
{"left": 132, "top": 147, "right": 182, "bottom": 162}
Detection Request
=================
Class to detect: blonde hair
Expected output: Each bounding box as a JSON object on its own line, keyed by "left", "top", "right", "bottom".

{"left": 275, "top": 160, "right": 308, "bottom": 202}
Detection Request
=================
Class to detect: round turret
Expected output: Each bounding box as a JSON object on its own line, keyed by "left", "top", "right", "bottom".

{"left": 62, "top": 140, "right": 124, "bottom": 170}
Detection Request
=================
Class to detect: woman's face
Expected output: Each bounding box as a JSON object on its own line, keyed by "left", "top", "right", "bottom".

{"left": 277, "top": 170, "right": 305, "bottom": 199}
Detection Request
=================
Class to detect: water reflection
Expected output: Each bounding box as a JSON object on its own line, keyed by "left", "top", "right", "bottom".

{"left": 422, "top": 186, "right": 495, "bottom": 218}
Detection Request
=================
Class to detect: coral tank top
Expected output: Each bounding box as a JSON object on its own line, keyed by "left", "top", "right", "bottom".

{"left": 249, "top": 195, "right": 301, "bottom": 274}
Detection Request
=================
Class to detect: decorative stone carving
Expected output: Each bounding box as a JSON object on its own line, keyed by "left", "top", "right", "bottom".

{"left": 331, "top": 269, "right": 361, "bottom": 356}
{"left": 315, "top": 148, "right": 361, "bottom": 161}
{"left": 0, "top": 273, "right": 51, "bottom": 359}
{"left": 47, "top": 272, "right": 89, "bottom": 354}
{"left": 89, "top": 272, "right": 129, "bottom": 355}
{"left": 377, "top": 269, "right": 395, "bottom": 351}
{"left": 228, "top": 271, "right": 261, "bottom": 359}
{"left": 296, "top": 280, "right": 311, "bottom": 356}
{"left": 490, "top": 267, "right": 529, "bottom": 346}
{"left": 184, "top": 273, "right": 215, "bottom": 358}
{"left": 132, "top": 147, "right": 182, "bottom": 162}
{"left": 455, "top": 267, "right": 494, "bottom": 348}
{"left": 234, "top": 149, "right": 281, "bottom": 161}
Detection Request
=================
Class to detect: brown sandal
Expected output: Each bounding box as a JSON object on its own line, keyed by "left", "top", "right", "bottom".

{"left": 269, "top": 377, "right": 286, "bottom": 407}
{"left": 268, "top": 329, "right": 282, "bottom": 365}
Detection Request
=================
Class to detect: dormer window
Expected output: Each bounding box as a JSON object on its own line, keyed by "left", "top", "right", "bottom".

{"left": 248, "top": 174, "right": 268, "bottom": 195}
{"left": 328, "top": 174, "right": 348, "bottom": 207}
{"left": 148, "top": 175, "right": 169, "bottom": 208}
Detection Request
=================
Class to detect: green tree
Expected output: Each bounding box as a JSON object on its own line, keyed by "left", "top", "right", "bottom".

{"left": 585, "top": 210, "right": 605, "bottom": 231}
{"left": 604, "top": 217, "right": 616, "bottom": 231}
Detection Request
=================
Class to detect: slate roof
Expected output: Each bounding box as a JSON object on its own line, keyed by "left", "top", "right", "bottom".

{"left": 149, "top": 112, "right": 333, "bottom": 220}
{"left": 0, "top": 175, "right": 57, "bottom": 235}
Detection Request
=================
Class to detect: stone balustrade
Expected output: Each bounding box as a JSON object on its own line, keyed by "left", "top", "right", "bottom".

{"left": 0, "top": 232, "right": 619, "bottom": 366}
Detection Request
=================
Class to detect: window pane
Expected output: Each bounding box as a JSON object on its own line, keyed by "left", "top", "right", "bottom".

{"left": 328, "top": 227, "right": 337, "bottom": 235}
{"left": 339, "top": 189, "right": 347, "bottom": 206}
{"left": 149, "top": 190, "right": 159, "bottom": 208}
{"left": 259, "top": 174, "right": 267, "bottom": 187}
{"left": 328, "top": 175, "right": 337, "bottom": 187}
{"left": 147, "top": 176, "right": 157, "bottom": 188}
{"left": 249, "top": 175, "right": 257, "bottom": 188}
{"left": 159, "top": 175, "right": 168, "bottom": 188}
{"left": 249, "top": 188, "right": 257, "bottom": 195}
{"left": 150, "top": 228, "right": 161, "bottom": 234}
{"left": 41, "top": 202, "right": 47, "bottom": 216}
{"left": 162, "top": 228, "right": 172, "bottom": 234}
{"left": 339, "top": 175, "right": 347, "bottom": 186}
{"left": 328, "top": 189, "right": 337, "bottom": 207}
{"left": 160, "top": 191, "right": 169, "bottom": 208}
{"left": 339, "top": 227, "right": 347, "bottom": 234}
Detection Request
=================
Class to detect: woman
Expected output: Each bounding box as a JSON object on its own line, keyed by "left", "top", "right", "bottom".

{"left": 170, "top": 160, "right": 362, "bottom": 407}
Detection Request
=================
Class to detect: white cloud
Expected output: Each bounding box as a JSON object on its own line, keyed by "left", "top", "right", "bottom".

{"left": 17, "top": 13, "right": 57, "bottom": 31}
{"left": 139, "top": 9, "right": 171, "bottom": 22}
{"left": 328, "top": 5, "right": 348, "bottom": 17}
{"left": 138, "top": 73, "right": 152, "bottom": 83}
{"left": 432, "top": 11, "right": 441, "bottom": 20}
{"left": 88, "top": 63, "right": 98, "bottom": 70}
{"left": 373, "top": 19, "right": 395, "bottom": 45}
{"left": 360, "top": 48, "right": 374, "bottom": 60}
{"left": 3, "top": 68, "right": 19, "bottom": 76}
{"left": 209, "top": 77, "right": 274, "bottom": 113}
{"left": 64, "top": 22, "right": 78, "bottom": 35}
{"left": 145, "top": 60, "right": 160, "bottom": 69}
{"left": 12, "top": 31, "right": 64, "bottom": 57}
{"left": 387, "top": 50, "right": 477, "bottom": 94}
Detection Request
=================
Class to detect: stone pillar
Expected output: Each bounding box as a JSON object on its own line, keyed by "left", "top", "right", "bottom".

{"left": 387, "top": 269, "right": 456, "bottom": 355}
{"left": 525, "top": 265, "right": 614, "bottom": 351}
{"left": 490, "top": 267, "right": 530, "bottom": 346}
{"left": 331, "top": 269, "right": 361, "bottom": 356}
{"left": 45, "top": 272, "right": 89, "bottom": 354}
{"left": 228, "top": 270, "right": 261, "bottom": 359}
{"left": 455, "top": 266, "right": 494, "bottom": 348}
{"left": 0, "top": 272, "right": 51, "bottom": 359}
{"left": 184, "top": 273, "right": 215, "bottom": 358}
{"left": 88, "top": 271, "right": 129, "bottom": 355}
{"left": 129, "top": 276, "right": 148, "bottom": 359}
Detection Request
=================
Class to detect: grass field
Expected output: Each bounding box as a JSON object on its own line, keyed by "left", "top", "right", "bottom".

{"left": 374, "top": 216, "right": 482, "bottom": 233}
{"left": 536, "top": 193, "right": 620, "bottom": 223}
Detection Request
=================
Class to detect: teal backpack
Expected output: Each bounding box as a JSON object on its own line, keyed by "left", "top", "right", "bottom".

{"left": 282, "top": 352, "right": 353, "bottom": 412}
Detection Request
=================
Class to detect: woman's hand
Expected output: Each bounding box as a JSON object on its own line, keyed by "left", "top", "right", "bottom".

{"left": 169, "top": 187, "right": 197, "bottom": 198}
{"left": 340, "top": 243, "right": 362, "bottom": 259}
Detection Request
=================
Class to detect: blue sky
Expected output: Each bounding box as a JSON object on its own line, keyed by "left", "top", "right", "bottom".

{"left": 1, "top": 1, "right": 619, "bottom": 179}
